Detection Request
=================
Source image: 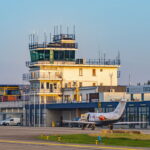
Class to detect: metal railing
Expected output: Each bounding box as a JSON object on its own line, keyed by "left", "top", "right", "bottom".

{"left": 29, "top": 43, "right": 78, "bottom": 49}
{"left": 25, "top": 58, "right": 120, "bottom": 68}
{"left": 0, "top": 101, "right": 24, "bottom": 108}
{"left": 23, "top": 72, "right": 62, "bottom": 81}
{"left": 30, "top": 89, "right": 61, "bottom": 94}
{"left": 86, "top": 59, "right": 121, "bottom": 66}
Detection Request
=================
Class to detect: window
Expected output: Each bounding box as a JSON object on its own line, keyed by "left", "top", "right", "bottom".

{"left": 92, "top": 69, "right": 96, "bottom": 76}
{"left": 54, "top": 50, "right": 75, "bottom": 61}
{"left": 79, "top": 68, "right": 83, "bottom": 76}
{"left": 31, "top": 72, "right": 35, "bottom": 79}
{"left": 54, "top": 83, "right": 57, "bottom": 89}
{"left": 30, "top": 50, "right": 50, "bottom": 62}
{"left": 6, "top": 90, "right": 20, "bottom": 95}
{"left": 65, "top": 83, "right": 68, "bottom": 88}
{"left": 46, "top": 82, "right": 49, "bottom": 89}
{"left": 79, "top": 82, "right": 82, "bottom": 87}
{"left": 86, "top": 94, "right": 89, "bottom": 101}
{"left": 54, "top": 51, "right": 64, "bottom": 60}
{"left": 64, "top": 95, "right": 70, "bottom": 101}
{"left": 73, "top": 81, "right": 76, "bottom": 87}
{"left": 50, "top": 84, "right": 53, "bottom": 92}
{"left": 41, "top": 83, "right": 44, "bottom": 89}
{"left": 93, "top": 83, "right": 96, "bottom": 86}
{"left": 68, "top": 82, "right": 71, "bottom": 88}
{"left": 100, "top": 83, "right": 103, "bottom": 86}
{"left": 70, "top": 51, "right": 75, "bottom": 61}
{"left": 65, "top": 51, "right": 69, "bottom": 60}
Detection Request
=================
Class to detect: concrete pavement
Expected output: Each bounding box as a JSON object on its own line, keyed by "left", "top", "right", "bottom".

{"left": 0, "top": 126, "right": 149, "bottom": 150}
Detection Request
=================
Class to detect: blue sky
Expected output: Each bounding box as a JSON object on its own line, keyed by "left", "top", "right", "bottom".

{"left": 0, "top": 0, "right": 150, "bottom": 85}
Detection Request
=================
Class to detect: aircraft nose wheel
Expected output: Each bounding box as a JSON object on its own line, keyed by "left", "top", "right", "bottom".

{"left": 109, "top": 124, "right": 113, "bottom": 130}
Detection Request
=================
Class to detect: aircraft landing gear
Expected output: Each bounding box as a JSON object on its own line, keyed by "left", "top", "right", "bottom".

{"left": 82, "top": 124, "right": 86, "bottom": 130}
{"left": 109, "top": 124, "right": 113, "bottom": 130}
{"left": 91, "top": 124, "right": 95, "bottom": 130}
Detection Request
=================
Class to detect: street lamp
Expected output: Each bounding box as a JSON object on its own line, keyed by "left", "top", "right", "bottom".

{"left": 39, "top": 93, "right": 40, "bottom": 127}
{"left": 33, "top": 90, "right": 36, "bottom": 127}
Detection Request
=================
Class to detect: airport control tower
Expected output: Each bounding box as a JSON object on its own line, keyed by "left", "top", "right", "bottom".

{"left": 23, "top": 28, "right": 120, "bottom": 104}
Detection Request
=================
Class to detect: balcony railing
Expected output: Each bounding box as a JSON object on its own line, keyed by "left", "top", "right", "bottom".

{"left": 0, "top": 101, "right": 24, "bottom": 108}
{"left": 86, "top": 59, "right": 121, "bottom": 66}
{"left": 25, "top": 58, "right": 120, "bottom": 68}
{"left": 30, "top": 89, "right": 61, "bottom": 94}
{"left": 29, "top": 43, "right": 78, "bottom": 49}
{"left": 23, "top": 72, "right": 62, "bottom": 81}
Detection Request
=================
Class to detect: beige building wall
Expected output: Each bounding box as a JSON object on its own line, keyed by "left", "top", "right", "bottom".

{"left": 62, "top": 66, "right": 118, "bottom": 87}
{"left": 102, "top": 92, "right": 130, "bottom": 102}
{"left": 29, "top": 64, "right": 119, "bottom": 103}
{"left": 38, "top": 64, "right": 118, "bottom": 87}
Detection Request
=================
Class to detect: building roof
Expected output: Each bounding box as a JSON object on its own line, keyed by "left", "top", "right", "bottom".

{"left": 0, "top": 84, "right": 19, "bottom": 88}
{"left": 98, "top": 86, "right": 127, "bottom": 92}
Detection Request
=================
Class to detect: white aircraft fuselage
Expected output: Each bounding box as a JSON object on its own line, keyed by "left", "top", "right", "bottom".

{"left": 63, "top": 99, "right": 127, "bottom": 130}
{"left": 80, "top": 99, "right": 126, "bottom": 126}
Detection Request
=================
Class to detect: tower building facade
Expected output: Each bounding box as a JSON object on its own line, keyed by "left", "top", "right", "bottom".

{"left": 23, "top": 32, "right": 120, "bottom": 104}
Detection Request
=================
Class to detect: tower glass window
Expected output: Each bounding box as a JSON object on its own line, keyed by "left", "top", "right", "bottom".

{"left": 54, "top": 50, "right": 75, "bottom": 61}
{"left": 30, "top": 50, "right": 50, "bottom": 62}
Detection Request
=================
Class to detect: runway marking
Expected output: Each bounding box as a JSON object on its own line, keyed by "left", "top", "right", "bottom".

{"left": 0, "top": 139, "right": 143, "bottom": 150}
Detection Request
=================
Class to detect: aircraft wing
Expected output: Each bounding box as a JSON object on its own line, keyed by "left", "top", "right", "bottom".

{"left": 63, "top": 120, "right": 95, "bottom": 124}
{"left": 114, "top": 122, "right": 148, "bottom": 125}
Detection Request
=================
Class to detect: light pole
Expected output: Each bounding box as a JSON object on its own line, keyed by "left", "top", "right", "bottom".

{"left": 44, "top": 99, "right": 46, "bottom": 127}
{"left": 34, "top": 90, "right": 36, "bottom": 127}
{"left": 23, "top": 92, "right": 26, "bottom": 126}
{"left": 39, "top": 95, "right": 40, "bottom": 127}
{"left": 29, "top": 93, "right": 31, "bottom": 127}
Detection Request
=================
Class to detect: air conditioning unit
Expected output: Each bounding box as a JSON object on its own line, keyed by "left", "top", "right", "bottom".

{"left": 76, "top": 58, "right": 86, "bottom": 64}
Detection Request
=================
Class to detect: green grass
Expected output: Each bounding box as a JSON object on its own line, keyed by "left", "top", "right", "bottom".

{"left": 38, "top": 134, "right": 150, "bottom": 147}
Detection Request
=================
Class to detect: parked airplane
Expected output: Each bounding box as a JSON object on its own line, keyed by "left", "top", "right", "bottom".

{"left": 63, "top": 99, "right": 127, "bottom": 130}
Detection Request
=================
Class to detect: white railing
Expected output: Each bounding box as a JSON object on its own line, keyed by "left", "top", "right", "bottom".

{"left": 23, "top": 72, "right": 62, "bottom": 81}
{"left": 0, "top": 101, "right": 24, "bottom": 108}
{"left": 30, "top": 89, "right": 61, "bottom": 94}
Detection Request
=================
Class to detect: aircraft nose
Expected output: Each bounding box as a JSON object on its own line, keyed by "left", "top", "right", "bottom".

{"left": 99, "top": 115, "right": 106, "bottom": 121}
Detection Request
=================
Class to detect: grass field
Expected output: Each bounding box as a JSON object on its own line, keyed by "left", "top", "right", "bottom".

{"left": 38, "top": 133, "right": 150, "bottom": 147}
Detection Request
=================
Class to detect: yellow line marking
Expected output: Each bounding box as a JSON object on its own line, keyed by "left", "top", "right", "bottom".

{"left": 0, "top": 139, "right": 143, "bottom": 150}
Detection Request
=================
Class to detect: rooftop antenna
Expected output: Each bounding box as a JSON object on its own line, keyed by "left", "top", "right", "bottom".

{"left": 54, "top": 26, "right": 56, "bottom": 36}
{"left": 49, "top": 33, "right": 51, "bottom": 43}
{"left": 36, "top": 33, "right": 38, "bottom": 44}
{"left": 60, "top": 25, "right": 62, "bottom": 34}
{"left": 118, "top": 50, "right": 120, "bottom": 59}
{"left": 56, "top": 25, "right": 58, "bottom": 35}
{"left": 31, "top": 34, "right": 33, "bottom": 45}
{"left": 116, "top": 50, "right": 120, "bottom": 60}
{"left": 73, "top": 25, "right": 76, "bottom": 39}
{"left": 73, "top": 25, "right": 76, "bottom": 34}
{"left": 100, "top": 51, "right": 103, "bottom": 60}
{"left": 104, "top": 53, "right": 106, "bottom": 64}
{"left": 67, "top": 26, "right": 69, "bottom": 34}
{"left": 34, "top": 32, "right": 38, "bottom": 44}
{"left": 98, "top": 50, "right": 101, "bottom": 64}
{"left": 44, "top": 32, "right": 47, "bottom": 44}
{"left": 129, "top": 73, "right": 131, "bottom": 86}
{"left": 33, "top": 33, "right": 35, "bottom": 44}
{"left": 29, "top": 34, "right": 31, "bottom": 44}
